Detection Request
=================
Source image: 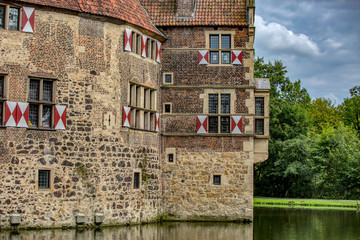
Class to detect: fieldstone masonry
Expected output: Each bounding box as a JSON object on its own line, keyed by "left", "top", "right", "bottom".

{"left": 0, "top": 0, "right": 269, "bottom": 228}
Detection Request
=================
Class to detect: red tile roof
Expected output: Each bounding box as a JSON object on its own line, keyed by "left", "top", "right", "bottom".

{"left": 16, "top": 0, "right": 164, "bottom": 37}
{"left": 139, "top": 0, "right": 248, "bottom": 27}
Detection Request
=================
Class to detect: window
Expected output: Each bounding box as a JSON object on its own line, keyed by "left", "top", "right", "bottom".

{"left": 168, "top": 153, "right": 174, "bottom": 163}
{"left": 213, "top": 175, "right": 221, "bottom": 185}
{"left": 255, "top": 97, "right": 265, "bottom": 135}
{"left": 208, "top": 93, "right": 231, "bottom": 133}
{"left": 164, "top": 103, "right": 171, "bottom": 113}
{"left": 130, "top": 31, "right": 156, "bottom": 60}
{"left": 38, "top": 170, "right": 50, "bottom": 189}
{"left": 209, "top": 34, "right": 231, "bottom": 64}
{"left": 0, "top": 5, "right": 20, "bottom": 30}
{"left": 129, "top": 82, "right": 156, "bottom": 131}
{"left": 0, "top": 75, "right": 6, "bottom": 125}
{"left": 28, "top": 78, "right": 55, "bottom": 128}
{"left": 164, "top": 74, "right": 172, "bottom": 84}
{"left": 133, "top": 172, "right": 140, "bottom": 189}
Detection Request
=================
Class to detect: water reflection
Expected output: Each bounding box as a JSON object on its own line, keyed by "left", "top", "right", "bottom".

{"left": 0, "top": 222, "right": 253, "bottom": 240}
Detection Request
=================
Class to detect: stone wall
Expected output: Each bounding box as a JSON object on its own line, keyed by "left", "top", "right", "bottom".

{"left": 0, "top": 6, "right": 162, "bottom": 228}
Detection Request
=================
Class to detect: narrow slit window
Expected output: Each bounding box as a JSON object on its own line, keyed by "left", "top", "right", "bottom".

{"left": 168, "top": 153, "right": 174, "bottom": 163}
{"left": 0, "top": 6, "right": 5, "bottom": 29}
{"left": 255, "top": 97, "right": 264, "bottom": 116}
{"left": 133, "top": 172, "right": 140, "bottom": 189}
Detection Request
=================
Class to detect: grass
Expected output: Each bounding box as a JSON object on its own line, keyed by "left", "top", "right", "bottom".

{"left": 254, "top": 197, "right": 360, "bottom": 210}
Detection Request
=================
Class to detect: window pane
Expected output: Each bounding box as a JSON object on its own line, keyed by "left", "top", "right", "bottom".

{"left": 8, "top": 8, "right": 19, "bottom": 30}
{"left": 255, "top": 119, "right": 264, "bottom": 135}
{"left": 0, "top": 6, "right": 5, "bottom": 28}
{"left": 213, "top": 175, "right": 221, "bottom": 185}
{"left": 38, "top": 170, "right": 50, "bottom": 189}
{"left": 164, "top": 104, "right": 171, "bottom": 113}
{"left": 0, "top": 76, "right": 4, "bottom": 98}
{"left": 43, "top": 81, "right": 53, "bottom": 102}
{"left": 210, "top": 35, "right": 219, "bottom": 48}
{"left": 208, "top": 116, "right": 218, "bottom": 133}
{"left": 221, "top": 94, "right": 230, "bottom": 113}
{"left": 221, "top": 51, "right": 231, "bottom": 64}
{"left": 221, "top": 35, "right": 231, "bottom": 49}
{"left": 255, "top": 97, "right": 264, "bottom": 116}
{"left": 134, "top": 172, "right": 140, "bottom": 189}
{"left": 165, "top": 74, "right": 172, "bottom": 83}
{"left": 168, "top": 154, "right": 174, "bottom": 163}
{"left": 0, "top": 103, "right": 2, "bottom": 124}
{"left": 221, "top": 116, "right": 230, "bottom": 133}
{"left": 42, "top": 105, "right": 52, "bottom": 128}
{"left": 29, "top": 80, "right": 40, "bottom": 100}
{"left": 208, "top": 94, "right": 218, "bottom": 114}
{"left": 29, "top": 104, "right": 39, "bottom": 127}
{"left": 210, "top": 52, "right": 219, "bottom": 64}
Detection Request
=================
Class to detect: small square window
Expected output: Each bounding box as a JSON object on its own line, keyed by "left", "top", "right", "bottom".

{"left": 168, "top": 153, "right": 174, "bottom": 163}
{"left": 8, "top": 7, "right": 19, "bottom": 30}
{"left": 38, "top": 170, "right": 50, "bottom": 189}
{"left": 164, "top": 104, "right": 171, "bottom": 113}
{"left": 213, "top": 175, "right": 221, "bottom": 185}
{"left": 210, "top": 52, "right": 219, "bottom": 64}
{"left": 165, "top": 74, "right": 172, "bottom": 84}
{"left": 133, "top": 172, "right": 140, "bottom": 189}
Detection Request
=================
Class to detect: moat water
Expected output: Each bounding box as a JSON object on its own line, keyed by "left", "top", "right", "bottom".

{"left": 0, "top": 207, "right": 359, "bottom": 240}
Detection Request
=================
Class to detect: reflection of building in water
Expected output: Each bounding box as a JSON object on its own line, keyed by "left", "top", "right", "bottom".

{"left": 0, "top": 0, "right": 269, "bottom": 228}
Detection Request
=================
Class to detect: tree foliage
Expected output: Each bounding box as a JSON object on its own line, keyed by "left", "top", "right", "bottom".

{"left": 254, "top": 57, "right": 360, "bottom": 199}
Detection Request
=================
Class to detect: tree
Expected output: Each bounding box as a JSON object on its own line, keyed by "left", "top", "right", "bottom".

{"left": 308, "top": 98, "right": 341, "bottom": 133}
{"left": 339, "top": 86, "right": 360, "bottom": 134}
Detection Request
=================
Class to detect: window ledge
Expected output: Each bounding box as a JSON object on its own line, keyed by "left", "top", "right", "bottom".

{"left": 27, "top": 127, "right": 57, "bottom": 131}
{"left": 162, "top": 133, "right": 255, "bottom": 137}
{"left": 126, "top": 127, "right": 158, "bottom": 133}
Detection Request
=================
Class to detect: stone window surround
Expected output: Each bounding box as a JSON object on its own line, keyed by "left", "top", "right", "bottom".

{"left": 0, "top": 73, "right": 8, "bottom": 126}
{"left": 205, "top": 30, "right": 235, "bottom": 66}
{"left": 133, "top": 170, "right": 141, "bottom": 190}
{"left": 165, "top": 148, "right": 176, "bottom": 164}
{"left": 210, "top": 173, "right": 228, "bottom": 186}
{"left": 128, "top": 81, "right": 157, "bottom": 131}
{"left": 254, "top": 92, "right": 269, "bottom": 136}
{"left": 130, "top": 29, "right": 157, "bottom": 61}
{"left": 35, "top": 168, "right": 54, "bottom": 192}
{"left": 27, "top": 76, "right": 57, "bottom": 129}
{"left": 0, "top": 3, "right": 22, "bottom": 31}
{"left": 163, "top": 102, "right": 172, "bottom": 114}
{"left": 162, "top": 72, "right": 173, "bottom": 85}
{"left": 202, "top": 89, "right": 236, "bottom": 134}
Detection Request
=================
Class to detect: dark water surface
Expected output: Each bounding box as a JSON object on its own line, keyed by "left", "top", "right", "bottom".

{"left": 0, "top": 207, "right": 359, "bottom": 240}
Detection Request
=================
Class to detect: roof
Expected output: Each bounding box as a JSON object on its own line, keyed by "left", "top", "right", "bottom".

{"left": 139, "top": 0, "right": 248, "bottom": 27}
{"left": 16, "top": 0, "right": 164, "bottom": 37}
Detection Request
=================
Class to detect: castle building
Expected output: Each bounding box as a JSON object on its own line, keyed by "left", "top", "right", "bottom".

{"left": 0, "top": 0, "right": 269, "bottom": 228}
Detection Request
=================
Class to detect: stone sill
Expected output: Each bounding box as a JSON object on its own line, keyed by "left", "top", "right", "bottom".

{"left": 162, "top": 133, "right": 254, "bottom": 137}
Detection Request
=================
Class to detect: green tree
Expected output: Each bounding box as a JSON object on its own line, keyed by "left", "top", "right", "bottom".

{"left": 308, "top": 98, "right": 341, "bottom": 133}
{"left": 339, "top": 86, "right": 360, "bottom": 134}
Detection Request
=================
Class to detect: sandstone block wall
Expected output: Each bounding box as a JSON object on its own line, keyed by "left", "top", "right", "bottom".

{"left": 0, "top": 6, "right": 162, "bottom": 228}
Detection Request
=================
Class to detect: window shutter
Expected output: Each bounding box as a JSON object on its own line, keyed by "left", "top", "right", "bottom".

{"left": 156, "top": 42, "right": 161, "bottom": 63}
{"left": 141, "top": 35, "right": 148, "bottom": 58}
{"left": 22, "top": 7, "right": 35, "bottom": 33}
{"left": 5, "top": 101, "right": 17, "bottom": 127}
{"left": 155, "top": 113, "right": 160, "bottom": 132}
{"left": 198, "top": 50, "right": 209, "bottom": 64}
{"left": 231, "top": 50, "right": 243, "bottom": 65}
{"left": 231, "top": 116, "right": 242, "bottom": 134}
{"left": 54, "top": 105, "right": 67, "bottom": 130}
{"left": 16, "top": 102, "right": 29, "bottom": 128}
{"left": 196, "top": 115, "right": 208, "bottom": 133}
{"left": 124, "top": 28, "right": 132, "bottom": 52}
{"left": 122, "top": 106, "right": 131, "bottom": 127}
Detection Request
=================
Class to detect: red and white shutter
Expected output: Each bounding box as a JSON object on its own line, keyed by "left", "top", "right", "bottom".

{"left": 122, "top": 106, "right": 131, "bottom": 127}
{"left": 231, "top": 116, "right": 243, "bottom": 134}
{"left": 198, "top": 50, "right": 209, "bottom": 64}
{"left": 155, "top": 113, "right": 160, "bottom": 132}
{"left": 156, "top": 41, "right": 161, "bottom": 63}
{"left": 196, "top": 115, "right": 208, "bottom": 133}
{"left": 124, "top": 28, "right": 132, "bottom": 52}
{"left": 141, "top": 35, "right": 148, "bottom": 58}
{"left": 16, "top": 102, "right": 29, "bottom": 128}
{"left": 5, "top": 101, "right": 17, "bottom": 127}
{"left": 54, "top": 105, "right": 66, "bottom": 130}
{"left": 231, "top": 50, "right": 243, "bottom": 65}
{"left": 22, "top": 7, "right": 35, "bottom": 33}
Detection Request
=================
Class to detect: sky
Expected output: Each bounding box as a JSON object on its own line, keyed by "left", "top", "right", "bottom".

{"left": 254, "top": 0, "right": 360, "bottom": 104}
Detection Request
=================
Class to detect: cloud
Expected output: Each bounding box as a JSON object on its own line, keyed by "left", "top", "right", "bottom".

{"left": 325, "top": 39, "right": 343, "bottom": 49}
{"left": 323, "top": 93, "right": 340, "bottom": 105}
{"left": 255, "top": 16, "right": 322, "bottom": 58}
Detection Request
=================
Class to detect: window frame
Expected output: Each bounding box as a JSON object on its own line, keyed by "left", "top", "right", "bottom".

{"left": 0, "top": 74, "right": 7, "bottom": 126}
{"left": 163, "top": 103, "right": 172, "bottom": 114}
{"left": 0, "top": 4, "right": 22, "bottom": 31}
{"left": 163, "top": 72, "right": 173, "bottom": 84}
{"left": 206, "top": 31, "right": 234, "bottom": 65}
{"left": 128, "top": 81, "right": 157, "bottom": 131}
{"left": 207, "top": 93, "right": 231, "bottom": 133}
{"left": 133, "top": 171, "right": 141, "bottom": 189}
{"left": 28, "top": 77, "right": 56, "bottom": 129}
{"left": 36, "top": 169, "right": 53, "bottom": 191}
{"left": 213, "top": 175, "right": 221, "bottom": 185}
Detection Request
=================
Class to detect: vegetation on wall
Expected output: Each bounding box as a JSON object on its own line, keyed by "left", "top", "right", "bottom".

{"left": 254, "top": 57, "right": 360, "bottom": 199}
